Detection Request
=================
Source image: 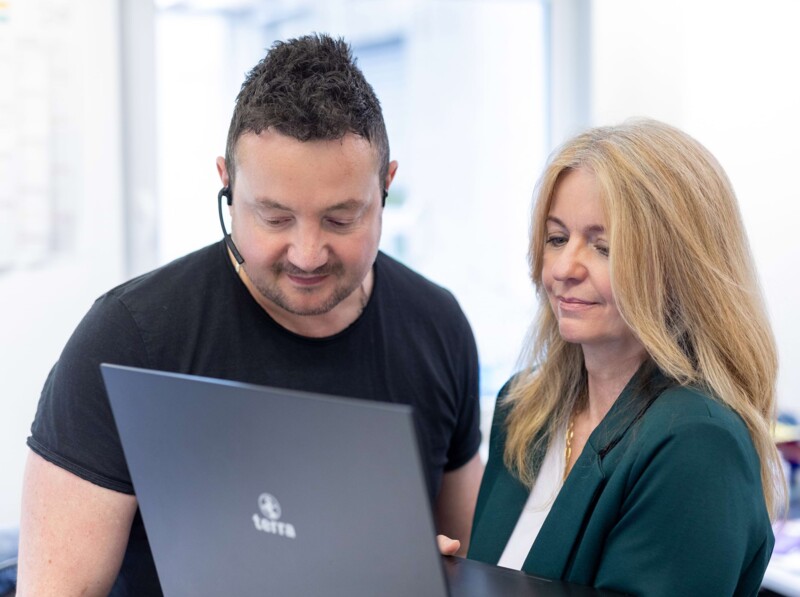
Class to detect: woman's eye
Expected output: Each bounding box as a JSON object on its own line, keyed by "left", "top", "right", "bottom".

{"left": 546, "top": 235, "right": 567, "bottom": 247}
{"left": 595, "top": 244, "right": 609, "bottom": 257}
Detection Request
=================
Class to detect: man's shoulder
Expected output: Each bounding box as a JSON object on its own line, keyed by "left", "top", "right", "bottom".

{"left": 372, "top": 252, "right": 475, "bottom": 347}
{"left": 105, "top": 242, "right": 226, "bottom": 305}
{"left": 375, "top": 251, "right": 459, "bottom": 307}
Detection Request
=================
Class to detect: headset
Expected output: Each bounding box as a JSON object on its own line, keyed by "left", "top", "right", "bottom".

{"left": 217, "top": 185, "right": 390, "bottom": 269}
{"left": 217, "top": 186, "right": 244, "bottom": 266}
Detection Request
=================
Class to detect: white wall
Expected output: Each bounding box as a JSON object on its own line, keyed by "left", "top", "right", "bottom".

{"left": 402, "top": 1, "right": 547, "bottom": 392}
{"left": 155, "top": 12, "right": 236, "bottom": 263}
{"left": 590, "top": 0, "right": 800, "bottom": 413}
{"left": 0, "top": 0, "right": 125, "bottom": 528}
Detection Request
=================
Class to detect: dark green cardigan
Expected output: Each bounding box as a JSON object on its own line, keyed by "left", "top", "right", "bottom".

{"left": 468, "top": 368, "right": 774, "bottom": 596}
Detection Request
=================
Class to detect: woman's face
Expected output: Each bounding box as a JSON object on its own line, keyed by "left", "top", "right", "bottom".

{"left": 542, "top": 168, "right": 643, "bottom": 357}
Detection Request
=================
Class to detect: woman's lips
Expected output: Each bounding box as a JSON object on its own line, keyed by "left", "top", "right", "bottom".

{"left": 557, "top": 296, "right": 597, "bottom": 311}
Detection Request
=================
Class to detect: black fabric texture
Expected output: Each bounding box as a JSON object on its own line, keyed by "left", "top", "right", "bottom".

{"left": 28, "top": 241, "right": 481, "bottom": 596}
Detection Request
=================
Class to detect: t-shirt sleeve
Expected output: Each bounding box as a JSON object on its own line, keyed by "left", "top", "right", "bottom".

{"left": 27, "top": 293, "right": 149, "bottom": 494}
{"left": 443, "top": 306, "right": 481, "bottom": 471}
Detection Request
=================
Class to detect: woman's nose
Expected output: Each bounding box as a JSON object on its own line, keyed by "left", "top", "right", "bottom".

{"left": 550, "top": 242, "right": 587, "bottom": 282}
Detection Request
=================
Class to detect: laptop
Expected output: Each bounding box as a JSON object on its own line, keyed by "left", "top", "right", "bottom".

{"left": 101, "top": 364, "right": 621, "bottom": 597}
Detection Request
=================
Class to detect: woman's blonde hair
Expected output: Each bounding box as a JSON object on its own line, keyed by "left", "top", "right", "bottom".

{"left": 504, "top": 118, "right": 784, "bottom": 518}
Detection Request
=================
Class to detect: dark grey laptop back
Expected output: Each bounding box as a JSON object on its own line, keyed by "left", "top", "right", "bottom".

{"left": 101, "top": 364, "right": 448, "bottom": 597}
{"left": 102, "top": 364, "right": 624, "bottom": 597}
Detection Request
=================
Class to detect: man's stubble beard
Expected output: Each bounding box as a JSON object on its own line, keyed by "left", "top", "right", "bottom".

{"left": 245, "top": 260, "right": 364, "bottom": 317}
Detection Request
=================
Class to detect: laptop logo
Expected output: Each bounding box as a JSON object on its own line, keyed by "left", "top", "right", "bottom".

{"left": 252, "top": 493, "right": 296, "bottom": 539}
{"left": 259, "top": 493, "right": 281, "bottom": 520}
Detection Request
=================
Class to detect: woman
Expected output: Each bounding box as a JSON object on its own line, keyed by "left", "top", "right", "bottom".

{"left": 442, "top": 119, "right": 783, "bottom": 596}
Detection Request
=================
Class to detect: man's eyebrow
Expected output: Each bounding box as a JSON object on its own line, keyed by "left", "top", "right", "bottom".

{"left": 255, "top": 197, "right": 367, "bottom": 212}
{"left": 255, "top": 198, "right": 291, "bottom": 210}
{"left": 326, "top": 199, "right": 367, "bottom": 212}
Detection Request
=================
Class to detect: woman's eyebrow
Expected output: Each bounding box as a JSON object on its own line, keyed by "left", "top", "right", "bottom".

{"left": 546, "top": 215, "right": 606, "bottom": 234}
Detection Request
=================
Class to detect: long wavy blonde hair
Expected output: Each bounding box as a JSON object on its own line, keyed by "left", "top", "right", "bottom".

{"left": 504, "top": 118, "right": 784, "bottom": 519}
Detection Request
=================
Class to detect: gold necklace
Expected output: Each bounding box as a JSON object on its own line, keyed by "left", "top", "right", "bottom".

{"left": 563, "top": 415, "right": 575, "bottom": 481}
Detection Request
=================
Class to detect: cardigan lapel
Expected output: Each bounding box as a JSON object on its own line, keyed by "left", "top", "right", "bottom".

{"left": 521, "top": 363, "right": 668, "bottom": 578}
{"left": 467, "top": 460, "right": 531, "bottom": 564}
{"left": 522, "top": 441, "right": 605, "bottom": 577}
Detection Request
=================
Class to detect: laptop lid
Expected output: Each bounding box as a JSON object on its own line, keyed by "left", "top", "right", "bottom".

{"left": 101, "top": 364, "right": 623, "bottom": 597}
{"left": 102, "top": 364, "right": 449, "bottom": 597}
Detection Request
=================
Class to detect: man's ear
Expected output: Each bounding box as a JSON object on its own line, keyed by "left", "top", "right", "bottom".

{"left": 216, "top": 156, "right": 230, "bottom": 187}
{"left": 384, "top": 160, "right": 399, "bottom": 191}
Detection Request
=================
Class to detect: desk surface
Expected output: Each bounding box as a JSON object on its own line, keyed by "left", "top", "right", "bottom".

{"left": 443, "top": 556, "right": 627, "bottom": 596}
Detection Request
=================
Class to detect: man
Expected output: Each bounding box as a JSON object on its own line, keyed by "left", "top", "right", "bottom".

{"left": 17, "top": 34, "right": 482, "bottom": 596}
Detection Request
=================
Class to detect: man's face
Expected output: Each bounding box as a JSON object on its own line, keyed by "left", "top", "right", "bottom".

{"left": 222, "top": 130, "right": 393, "bottom": 328}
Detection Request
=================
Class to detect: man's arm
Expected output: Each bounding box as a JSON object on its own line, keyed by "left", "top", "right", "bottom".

{"left": 17, "top": 450, "right": 138, "bottom": 597}
{"left": 434, "top": 453, "right": 483, "bottom": 557}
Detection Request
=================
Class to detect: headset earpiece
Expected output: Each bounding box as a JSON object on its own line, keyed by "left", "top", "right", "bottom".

{"left": 218, "top": 186, "right": 233, "bottom": 206}
{"left": 217, "top": 186, "right": 244, "bottom": 266}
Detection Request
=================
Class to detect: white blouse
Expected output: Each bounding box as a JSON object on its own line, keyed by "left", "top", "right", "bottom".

{"left": 496, "top": 425, "right": 566, "bottom": 570}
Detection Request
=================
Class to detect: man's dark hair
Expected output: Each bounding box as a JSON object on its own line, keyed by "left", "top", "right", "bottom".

{"left": 224, "top": 33, "right": 390, "bottom": 194}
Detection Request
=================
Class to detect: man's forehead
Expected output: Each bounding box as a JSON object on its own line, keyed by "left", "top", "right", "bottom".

{"left": 229, "top": 130, "right": 385, "bottom": 205}
{"left": 234, "top": 129, "right": 379, "bottom": 164}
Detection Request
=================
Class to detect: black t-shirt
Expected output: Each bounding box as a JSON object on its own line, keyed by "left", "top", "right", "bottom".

{"left": 28, "top": 241, "right": 480, "bottom": 596}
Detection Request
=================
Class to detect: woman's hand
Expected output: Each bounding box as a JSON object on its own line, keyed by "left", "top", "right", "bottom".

{"left": 436, "top": 534, "right": 461, "bottom": 556}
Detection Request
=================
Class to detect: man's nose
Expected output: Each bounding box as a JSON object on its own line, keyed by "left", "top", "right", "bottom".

{"left": 286, "top": 224, "right": 329, "bottom": 272}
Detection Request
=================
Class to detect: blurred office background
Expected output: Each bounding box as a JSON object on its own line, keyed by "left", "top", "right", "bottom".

{"left": 2, "top": 2, "right": 800, "bottom": 588}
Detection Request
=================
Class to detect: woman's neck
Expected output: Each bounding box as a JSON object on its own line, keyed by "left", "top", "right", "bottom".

{"left": 564, "top": 342, "right": 648, "bottom": 479}
{"left": 581, "top": 344, "right": 647, "bottom": 427}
